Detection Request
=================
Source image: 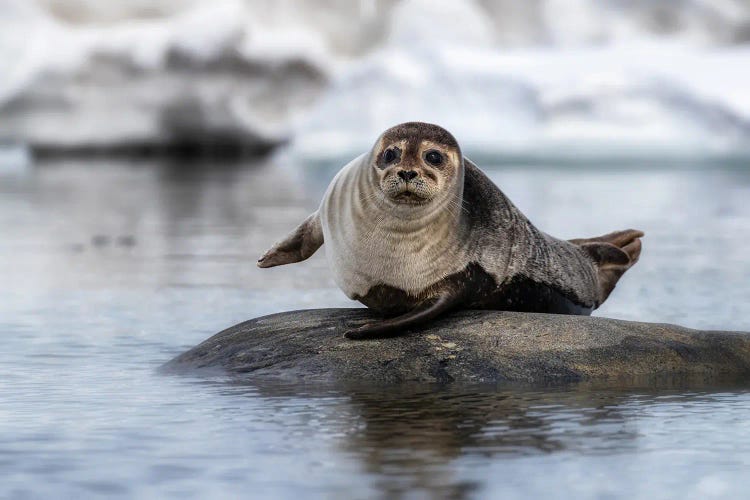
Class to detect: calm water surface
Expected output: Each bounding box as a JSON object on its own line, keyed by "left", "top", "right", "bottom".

{"left": 1, "top": 156, "right": 749, "bottom": 498}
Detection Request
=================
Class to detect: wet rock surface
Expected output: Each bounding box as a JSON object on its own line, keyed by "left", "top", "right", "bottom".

{"left": 161, "top": 309, "right": 750, "bottom": 384}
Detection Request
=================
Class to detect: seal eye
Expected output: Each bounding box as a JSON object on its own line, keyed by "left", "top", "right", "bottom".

{"left": 383, "top": 148, "right": 397, "bottom": 164}
{"left": 425, "top": 150, "right": 443, "bottom": 166}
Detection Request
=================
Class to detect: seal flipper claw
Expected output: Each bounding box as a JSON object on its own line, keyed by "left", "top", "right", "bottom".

{"left": 344, "top": 293, "right": 459, "bottom": 340}
{"left": 257, "top": 212, "right": 323, "bottom": 268}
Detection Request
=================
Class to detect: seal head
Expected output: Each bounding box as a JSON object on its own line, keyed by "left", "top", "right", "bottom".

{"left": 371, "top": 122, "right": 463, "bottom": 208}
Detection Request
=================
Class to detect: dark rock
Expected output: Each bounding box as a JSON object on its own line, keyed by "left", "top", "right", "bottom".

{"left": 161, "top": 309, "right": 750, "bottom": 385}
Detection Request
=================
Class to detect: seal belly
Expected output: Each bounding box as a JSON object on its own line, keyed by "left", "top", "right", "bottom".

{"left": 463, "top": 264, "right": 595, "bottom": 316}
{"left": 356, "top": 263, "right": 594, "bottom": 318}
{"left": 482, "top": 273, "right": 594, "bottom": 315}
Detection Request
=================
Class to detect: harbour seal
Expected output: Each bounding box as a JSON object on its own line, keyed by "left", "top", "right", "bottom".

{"left": 258, "top": 122, "right": 643, "bottom": 340}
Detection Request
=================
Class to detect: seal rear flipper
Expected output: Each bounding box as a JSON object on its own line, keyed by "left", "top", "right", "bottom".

{"left": 344, "top": 293, "right": 459, "bottom": 340}
{"left": 579, "top": 238, "right": 643, "bottom": 304}
{"left": 257, "top": 212, "right": 323, "bottom": 268}
{"left": 569, "top": 228, "right": 644, "bottom": 264}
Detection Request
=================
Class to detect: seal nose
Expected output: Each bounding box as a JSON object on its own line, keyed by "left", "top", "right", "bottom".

{"left": 398, "top": 170, "right": 418, "bottom": 181}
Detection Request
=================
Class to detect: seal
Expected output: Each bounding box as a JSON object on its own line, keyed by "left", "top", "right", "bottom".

{"left": 258, "top": 122, "right": 643, "bottom": 340}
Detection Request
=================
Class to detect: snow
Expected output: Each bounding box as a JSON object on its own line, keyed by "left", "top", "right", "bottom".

{"left": 1, "top": 0, "right": 749, "bottom": 158}
{"left": 291, "top": 0, "right": 750, "bottom": 160}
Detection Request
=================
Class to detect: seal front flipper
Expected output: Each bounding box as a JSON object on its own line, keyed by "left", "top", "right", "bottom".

{"left": 257, "top": 212, "right": 323, "bottom": 268}
{"left": 344, "top": 293, "right": 460, "bottom": 340}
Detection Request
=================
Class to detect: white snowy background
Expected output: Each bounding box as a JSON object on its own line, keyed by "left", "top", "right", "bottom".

{"left": 1, "top": 0, "right": 750, "bottom": 160}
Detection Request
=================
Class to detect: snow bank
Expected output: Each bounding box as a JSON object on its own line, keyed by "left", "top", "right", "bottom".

{"left": 291, "top": 0, "right": 750, "bottom": 161}
{"left": 2, "top": 0, "right": 750, "bottom": 158}
{"left": 0, "top": 0, "right": 330, "bottom": 152}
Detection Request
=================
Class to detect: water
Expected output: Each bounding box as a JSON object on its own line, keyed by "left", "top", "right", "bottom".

{"left": 1, "top": 157, "right": 750, "bottom": 498}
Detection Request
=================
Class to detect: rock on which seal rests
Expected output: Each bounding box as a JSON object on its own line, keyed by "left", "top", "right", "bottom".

{"left": 161, "top": 309, "right": 750, "bottom": 384}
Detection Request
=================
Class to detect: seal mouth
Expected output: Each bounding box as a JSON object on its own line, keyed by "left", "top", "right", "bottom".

{"left": 391, "top": 189, "right": 429, "bottom": 205}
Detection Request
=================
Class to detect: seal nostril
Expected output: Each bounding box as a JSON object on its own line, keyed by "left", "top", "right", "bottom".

{"left": 398, "top": 170, "right": 418, "bottom": 181}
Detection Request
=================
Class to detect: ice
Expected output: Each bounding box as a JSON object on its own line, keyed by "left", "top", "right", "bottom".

{"left": 1, "top": 0, "right": 749, "bottom": 158}
{"left": 291, "top": 0, "right": 750, "bottom": 161}
{"left": 0, "top": 0, "right": 330, "bottom": 152}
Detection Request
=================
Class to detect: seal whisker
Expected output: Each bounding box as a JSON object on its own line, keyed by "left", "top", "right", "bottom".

{"left": 442, "top": 200, "right": 461, "bottom": 221}
{"left": 447, "top": 195, "right": 470, "bottom": 215}
{"left": 444, "top": 198, "right": 468, "bottom": 221}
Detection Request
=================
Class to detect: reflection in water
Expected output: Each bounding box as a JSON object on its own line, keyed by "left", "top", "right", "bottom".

{"left": 341, "top": 386, "right": 579, "bottom": 498}
{"left": 216, "top": 380, "right": 749, "bottom": 499}
{"left": 0, "top": 157, "right": 335, "bottom": 292}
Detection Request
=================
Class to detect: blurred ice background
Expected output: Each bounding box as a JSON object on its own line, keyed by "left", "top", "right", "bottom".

{"left": 2, "top": 0, "right": 750, "bottom": 161}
